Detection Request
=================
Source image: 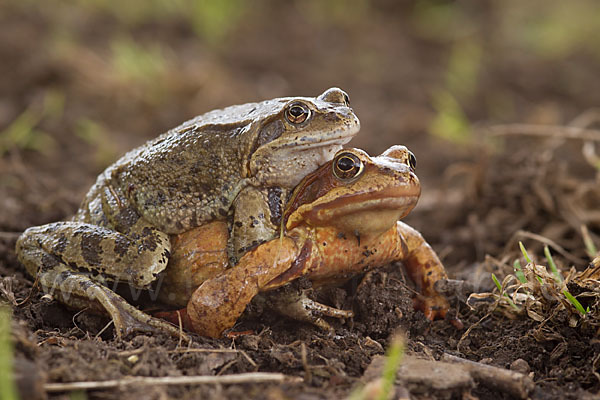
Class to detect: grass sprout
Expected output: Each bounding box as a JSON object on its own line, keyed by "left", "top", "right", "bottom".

{"left": 0, "top": 306, "right": 18, "bottom": 400}
{"left": 348, "top": 332, "right": 405, "bottom": 400}
{"left": 379, "top": 334, "right": 404, "bottom": 400}
{"left": 513, "top": 260, "right": 527, "bottom": 283}
{"left": 479, "top": 242, "right": 600, "bottom": 328}
{"left": 581, "top": 225, "right": 599, "bottom": 259}
{"left": 492, "top": 273, "right": 520, "bottom": 311}
{"left": 519, "top": 241, "right": 532, "bottom": 263}
{"left": 544, "top": 245, "right": 563, "bottom": 282}
{"left": 563, "top": 290, "right": 590, "bottom": 315}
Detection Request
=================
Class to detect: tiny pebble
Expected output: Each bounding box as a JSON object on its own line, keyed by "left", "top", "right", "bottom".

{"left": 363, "top": 336, "right": 384, "bottom": 352}
{"left": 510, "top": 358, "right": 530, "bottom": 374}
{"left": 127, "top": 355, "right": 139, "bottom": 364}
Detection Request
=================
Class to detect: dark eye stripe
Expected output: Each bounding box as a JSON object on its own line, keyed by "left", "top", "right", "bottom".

{"left": 408, "top": 152, "right": 417, "bottom": 170}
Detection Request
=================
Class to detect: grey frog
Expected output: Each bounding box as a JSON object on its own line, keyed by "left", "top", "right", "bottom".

{"left": 16, "top": 88, "right": 360, "bottom": 338}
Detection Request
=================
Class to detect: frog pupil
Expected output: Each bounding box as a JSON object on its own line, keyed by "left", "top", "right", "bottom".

{"left": 337, "top": 156, "right": 356, "bottom": 172}
{"left": 290, "top": 106, "right": 304, "bottom": 117}
{"left": 286, "top": 103, "right": 309, "bottom": 124}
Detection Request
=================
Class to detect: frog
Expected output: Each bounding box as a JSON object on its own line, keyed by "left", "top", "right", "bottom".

{"left": 155, "top": 145, "right": 450, "bottom": 337}
{"left": 15, "top": 88, "right": 360, "bottom": 339}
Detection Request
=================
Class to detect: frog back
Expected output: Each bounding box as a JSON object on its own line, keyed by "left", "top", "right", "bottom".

{"left": 77, "top": 119, "right": 256, "bottom": 234}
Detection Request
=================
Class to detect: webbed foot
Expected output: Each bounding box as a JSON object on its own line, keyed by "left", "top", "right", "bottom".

{"left": 37, "top": 267, "right": 190, "bottom": 341}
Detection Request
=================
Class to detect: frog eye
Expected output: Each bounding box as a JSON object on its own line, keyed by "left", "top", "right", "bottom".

{"left": 343, "top": 93, "right": 350, "bottom": 107}
{"left": 408, "top": 151, "right": 417, "bottom": 170}
{"left": 285, "top": 102, "right": 311, "bottom": 124}
{"left": 333, "top": 152, "right": 364, "bottom": 180}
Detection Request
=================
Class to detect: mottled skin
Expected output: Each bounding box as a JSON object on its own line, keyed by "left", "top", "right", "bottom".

{"left": 15, "top": 88, "right": 359, "bottom": 338}
{"left": 157, "top": 146, "right": 450, "bottom": 338}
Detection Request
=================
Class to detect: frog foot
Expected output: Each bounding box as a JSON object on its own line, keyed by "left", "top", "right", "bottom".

{"left": 38, "top": 268, "right": 189, "bottom": 341}
{"left": 267, "top": 289, "right": 354, "bottom": 333}
{"left": 412, "top": 293, "right": 449, "bottom": 320}
{"left": 99, "top": 289, "right": 191, "bottom": 341}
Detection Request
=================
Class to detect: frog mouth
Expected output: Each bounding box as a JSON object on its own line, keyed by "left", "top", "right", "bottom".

{"left": 315, "top": 192, "right": 420, "bottom": 217}
{"left": 295, "top": 135, "right": 355, "bottom": 149}
{"left": 293, "top": 185, "right": 420, "bottom": 227}
{"left": 279, "top": 125, "right": 360, "bottom": 150}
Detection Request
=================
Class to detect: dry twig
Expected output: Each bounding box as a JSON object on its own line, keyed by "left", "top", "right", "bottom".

{"left": 488, "top": 124, "right": 600, "bottom": 141}
{"left": 442, "top": 353, "right": 534, "bottom": 399}
{"left": 44, "top": 372, "right": 302, "bottom": 393}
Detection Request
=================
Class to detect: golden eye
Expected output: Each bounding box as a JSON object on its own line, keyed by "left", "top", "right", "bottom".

{"left": 408, "top": 151, "right": 417, "bottom": 170}
{"left": 285, "top": 102, "right": 311, "bottom": 124}
{"left": 333, "top": 152, "right": 364, "bottom": 180}
{"left": 343, "top": 93, "right": 350, "bottom": 107}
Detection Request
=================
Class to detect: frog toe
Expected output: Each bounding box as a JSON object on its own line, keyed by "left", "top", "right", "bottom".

{"left": 267, "top": 289, "right": 354, "bottom": 331}
{"left": 119, "top": 314, "right": 191, "bottom": 342}
{"left": 412, "top": 294, "right": 449, "bottom": 320}
{"left": 105, "top": 296, "right": 190, "bottom": 341}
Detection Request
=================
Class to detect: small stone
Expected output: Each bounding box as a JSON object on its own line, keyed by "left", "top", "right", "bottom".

{"left": 127, "top": 355, "right": 139, "bottom": 364}
{"left": 510, "top": 358, "right": 530, "bottom": 374}
{"left": 363, "top": 336, "right": 384, "bottom": 352}
{"left": 240, "top": 334, "right": 260, "bottom": 351}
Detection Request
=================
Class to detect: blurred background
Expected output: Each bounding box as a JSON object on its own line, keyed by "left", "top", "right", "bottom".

{"left": 1, "top": 0, "right": 599, "bottom": 266}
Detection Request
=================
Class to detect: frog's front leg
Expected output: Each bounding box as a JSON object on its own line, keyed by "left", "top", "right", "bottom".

{"left": 179, "top": 237, "right": 299, "bottom": 337}
{"left": 16, "top": 205, "right": 185, "bottom": 340}
{"left": 229, "top": 186, "right": 289, "bottom": 264}
{"left": 395, "top": 221, "right": 449, "bottom": 320}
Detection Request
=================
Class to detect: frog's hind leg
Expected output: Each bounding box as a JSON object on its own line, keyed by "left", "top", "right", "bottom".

{"left": 35, "top": 265, "right": 187, "bottom": 339}
{"left": 16, "top": 222, "right": 187, "bottom": 340}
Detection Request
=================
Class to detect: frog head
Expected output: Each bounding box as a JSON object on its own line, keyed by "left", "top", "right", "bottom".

{"left": 246, "top": 87, "right": 360, "bottom": 187}
{"left": 284, "top": 145, "right": 420, "bottom": 236}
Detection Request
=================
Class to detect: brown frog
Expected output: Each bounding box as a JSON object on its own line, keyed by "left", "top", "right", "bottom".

{"left": 16, "top": 88, "right": 359, "bottom": 338}
{"left": 156, "top": 146, "right": 450, "bottom": 337}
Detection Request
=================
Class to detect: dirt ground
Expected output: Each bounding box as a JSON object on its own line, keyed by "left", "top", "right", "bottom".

{"left": 1, "top": 1, "right": 600, "bottom": 399}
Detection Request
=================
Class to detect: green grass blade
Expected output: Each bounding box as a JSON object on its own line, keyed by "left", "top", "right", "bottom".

{"left": 492, "top": 273, "right": 502, "bottom": 291}
{"left": 0, "top": 306, "right": 18, "bottom": 400}
{"left": 563, "top": 290, "right": 588, "bottom": 315}
{"left": 544, "top": 246, "right": 563, "bottom": 282}
{"left": 347, "top": 333, "right": 405, "bottom": 400}
{"left": 378, "top": 334, "right": 405, "bottom": 400}
{"left": 519, "top": 241, "right": 532, "bottom": 263}
{"left": 70, "top": 390, "right": 88, "bottom": 400}
{"left": 491, "top": 274, "right": 520, "bottom": 311}
{"left": 581, "top": 225, "right": 598, "bottom": 259}
{"left": 513, "top": 260, "right": 527, "bottom": 283}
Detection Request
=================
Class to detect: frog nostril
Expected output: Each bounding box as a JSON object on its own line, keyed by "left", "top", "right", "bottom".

{"left": 324, "top": 112, "right": 341, "bottom": 122}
